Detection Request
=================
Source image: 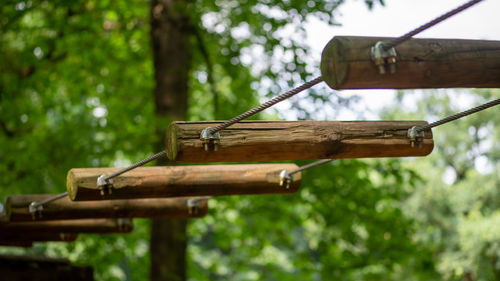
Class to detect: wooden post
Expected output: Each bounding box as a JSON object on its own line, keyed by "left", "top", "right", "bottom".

{"left": 7, "top": 195, "right": 209, "bottom": 222}
{"left": 66, "top": 164, "right": 301, "bottom": 201}
{"left": 0, "top": 254, "right": 94, "bottom": 281}
{"left": 320, "top": 36, "right": 500, "bottom": 89}
{"left": 166, "top": 121, "right": 433, "bottom": 163}
{"left": 0, "top": 233, "right": 77, "bottom": 242}
{"left": 0, "top": 218, "right": 133, "bottom": 233}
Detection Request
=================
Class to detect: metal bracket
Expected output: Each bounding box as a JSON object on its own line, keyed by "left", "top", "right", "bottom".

{"left": 200, "top": 127, "right": 221, "bottom": 151}
{"left": 187, "top": 198, "right": 202, "bottom": 215}
{"left": 371, "top": 41, "right": 398, "bottom": 74}
{"left": 407, "top": 126, "right": 425, "bottom": 148}
{"left": 97, "top": 174, "right": 113, "bottom": 196}
{"left": 117, "top": 218, "right": 132, "bottom": 232}
{"left": 28, "top": 202, "right": 43, "bottom": 219}
{"left": 279, "top": 170, "right": 293, "bottom": 189}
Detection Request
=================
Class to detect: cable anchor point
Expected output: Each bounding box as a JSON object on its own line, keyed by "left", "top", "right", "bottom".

{"left": 28, "top": 202, "right": 43, "bottom": 219}
{"left": 97, "top": 174, "right": 114, "bottom": 196}
{"left": 187, "top": 198, "right": 202, "bottom": 215}
{"left": 407, "top": 126, "right": 425, "bottom": 148}
{"left": 371, "top": 41, "right": 398, "bottom": 74}
{"left": 200, "top": 127, "right": 221, "bottom": 152}
{"left": 279, "top": 170, "right": 293, "bottom": 189}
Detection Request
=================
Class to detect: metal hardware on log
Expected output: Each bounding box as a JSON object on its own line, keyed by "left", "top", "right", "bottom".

{"left": 0, "top": 233, "right": 77, "bottom": 242}
{"left": 66, "top": 164, "right": 300, "bottom": 201}
{"left": 0, "top": 218, "right": 133, "bottom": 234}
{"left": 7, "top": 195, "right": 208, "bottom": 221}
{"left": 166, "top": 120, "right": 434, "bottom": 163}
{"left": 320, "top": 36, "right": 500, "bottom": 89}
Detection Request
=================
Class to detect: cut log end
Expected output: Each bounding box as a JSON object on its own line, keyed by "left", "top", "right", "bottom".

{"left": 67, "top": 169, "right": 78, "bottom": 201}
{"left": 166, "top": 123, "right": 179, "bottom": 161}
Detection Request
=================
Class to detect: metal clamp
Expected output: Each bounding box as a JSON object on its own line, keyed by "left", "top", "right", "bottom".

{"left": 117, "top": 218, "right": 132, "bottom": 232}
{"left": 200, "top": 127, "right": 221, "bottom": 151}
{"left": 407, "top": 126, "right": 425, "bottom": 148}
{"left": 97, "top": 174, "right": 113, "bottom": 196}
{"left": 279, "top": 170, "right": 293, "bottom": 189}
{"left": 371, "top": 41, "right": 398, "bottom": 74}
{"left": 28, "top": 202, "right": 43, "bottom": 219}
{"left": 187, "top": 198, "right": 202, "bottom": 215}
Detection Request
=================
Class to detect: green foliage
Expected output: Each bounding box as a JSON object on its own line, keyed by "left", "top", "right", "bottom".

{"left": 381, "top": 89, "right": 500, "bottom": 281}
{"left": 0, "top": 0, "right": 445, "bottom": 281}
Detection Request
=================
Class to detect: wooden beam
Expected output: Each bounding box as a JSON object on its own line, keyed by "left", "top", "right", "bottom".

{"left": 166, "top": 121, "right": 433, "bottom": 163}
{"left": 0, "top": 218, "right": 133, "bottom": 234}
{"left": 0, "top": 233, "right": 77, "bottom": 242}
{"left": 0, "top": 242, "right": 33, "bottom": 248}
{"left": 66, "top": 164, "right": 301, "bottom": 201}
{"left": 7, "top": 195, "right": 208, "bottom": 221}
{"left": 320, "top": 36, "right": 500, "bottom": 89}
{"left": 0, "top": 254, "right": 94, "bottom": 281}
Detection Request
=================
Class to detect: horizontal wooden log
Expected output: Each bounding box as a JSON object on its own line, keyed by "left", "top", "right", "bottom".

{"left": 7, "top": 195, "right": 208, "bottom": 221}
{"left": 0, "top": 218, "right": 133, "bottom": 233}
{"left": 320, "top": 36, "right": 500, "bottom": 89}
{"left": 0, "top": 241, "right": 33, "bottom": 248}
{"left": 66, "top": 164, "right": 300, "bottom": 201}
{"left": 0, "top": 254, "right": 94, "bottom": 281}
{"left": 166, "top": 121, "right": 433, "bottom": 162}
{"left": 0, "top": 233, "right": 77, "bottom": 242}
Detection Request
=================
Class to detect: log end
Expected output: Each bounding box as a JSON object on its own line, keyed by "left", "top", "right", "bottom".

{"left": 321, "top": 36, "right": 350, "bottom": 90}
{"left": 5, "top": 197, "right": 14, "bottom": 221}
{"left": 166, "top": 122, "right": 179, "bottom": 161}
{"left": 66, "top": 169, "right": 79, "bottom": 201}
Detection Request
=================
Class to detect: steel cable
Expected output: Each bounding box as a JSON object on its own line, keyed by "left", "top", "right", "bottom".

{"left": 208, "top": 76, "right": 323, "bottom": 134}
{"left": 416, "top": 98, "right": 500, "bottom": 132}
{"left": 383, "top": 0, "right": 484, "bottom": 50}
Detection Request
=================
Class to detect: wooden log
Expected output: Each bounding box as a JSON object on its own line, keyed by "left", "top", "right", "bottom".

{"left": 66, "top": 164, "right": 300, "bottom": 201}
{"left": 0, "top": 242, "right": 33, "bottom": 248}
{"left": 0, "top": 254, "right": 94, "bottom": 281}
{"left": 320, "top": 36, "right": 500, "bottom": 89}
{"left": 0, "top": 218, "right": 133, "bottom": 234}
{"left": 166, "top": 121, "right": 433, "bottom": 163}
{"left": 7, "top": 195, "right": 208, "bottom": 221}
{"left": 0, "top": 233, "right": 77, "bottom": 242}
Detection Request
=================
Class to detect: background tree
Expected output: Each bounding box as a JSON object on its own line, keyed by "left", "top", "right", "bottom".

{"left": 0, "top": 0, "right": 470, "bottom": 280}
{"left": 381, "top": 89, "right": 500, "bottom": 281}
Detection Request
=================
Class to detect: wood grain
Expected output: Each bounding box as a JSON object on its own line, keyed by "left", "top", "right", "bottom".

{"left": 166, "top": 120, "right": 433, "bottom": 163}
{"left": 0, "top": 218, "right": 133, "bottom": 233}
{"left": 321, "top": 36, "right": 500, "bottom": 89}
{"left": 7, "top": 195, "right": 208, "bottom": 221}
{"left": 66, "top": 164, "right": 301, "bottom": 201}
{"left": 0, "top": 233, "right": 77, "bottom": 242}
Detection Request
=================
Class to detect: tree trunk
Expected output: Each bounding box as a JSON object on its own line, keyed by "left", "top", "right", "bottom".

{"left": 150, "top": 0, "right": 191, "bottom": 280}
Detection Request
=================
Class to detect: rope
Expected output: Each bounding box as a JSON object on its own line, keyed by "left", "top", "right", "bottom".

{"left": 208, "top": 76, "right": 323, "bottom": 134}
{"left": 383, "top": 0, "right": 484, "bottom": 50}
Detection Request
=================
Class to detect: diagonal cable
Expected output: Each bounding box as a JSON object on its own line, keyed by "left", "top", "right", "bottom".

{"left": 208, "top": 76, "right": 323, "bottom": 134}
{"left": 383, "top": 0, "right": 484, "bottom": 50}
{"left": 416, "top": 98, "right": 500, "bottom": 132}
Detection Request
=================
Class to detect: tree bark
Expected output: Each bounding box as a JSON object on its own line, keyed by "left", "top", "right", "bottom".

{"left": 7, "top": 195, "right": 208, "bottom": 221}
{"left": 321, "top": 36, "right": 500, "bottom": 89}
{"left": 167, "top": 120, "right": 434, "bottom": 162}
{"left": 150, "top": 0, "right": 191, "bottom": 280}
{"left": 66, "top": 164, "right": 300, "bottom": 201}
